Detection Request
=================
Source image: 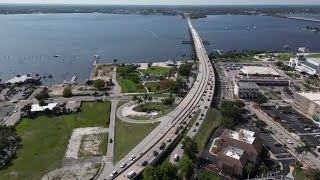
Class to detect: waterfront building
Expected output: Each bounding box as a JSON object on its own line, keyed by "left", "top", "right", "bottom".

{"left": 289, "top": 54, "right": 320, "bottom": 75}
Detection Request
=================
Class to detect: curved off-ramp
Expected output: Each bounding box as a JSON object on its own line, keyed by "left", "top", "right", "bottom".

{"left": 116, "top": 101, "right": 176, "bottom": 124}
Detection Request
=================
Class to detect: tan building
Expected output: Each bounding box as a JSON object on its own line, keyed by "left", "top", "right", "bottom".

{"left": 294, "top": 92, "right": 320, "bottom": 122}
{"left": 209, "top": 128, "right": 263, "bottom": 176}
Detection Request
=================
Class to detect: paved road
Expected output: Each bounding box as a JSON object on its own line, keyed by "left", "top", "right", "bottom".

{"left": 1, "top": 95, "right": 131, "bottom": 126}
{"left": 101, "top": 100, "right": 118, "bottom": 174}
{"left": 97, "top": 14, "right": 215, "bottom": 180}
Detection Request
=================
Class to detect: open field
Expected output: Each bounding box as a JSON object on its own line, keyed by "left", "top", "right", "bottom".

{"left": 144, "top": 81, "right": 167, "bottom": 92}
{"left": 0, "top": 101, "right": 111, "bottom": 180}
{"left": 306, "top": 53, "right": 320, "bottom": 58}
{"left": 193, "top": 108, "right": 221, "bottom": 153}
{"left": 278, "top": 53, "right": 295, "bottom": 60}
{"left": 78, "top": 133, "right": 108, "bottom": 158}
{"left": 117, "top": 75, "right": 143, "bottom": 93}
{"left": 113, "top": 118, "right": 159, "bottom": 163}
{"left": 140, "top": 66, "right": 173, "bottom": 76}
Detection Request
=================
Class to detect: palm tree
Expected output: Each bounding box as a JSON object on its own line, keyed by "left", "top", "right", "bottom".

{"left": 293, "top": 161, "right": 302, "bottom": 180}
{"left": 294, "top": 146, "right": 303, "bottom": 162}
{"left": 35, "top": 73, "right": 39, "bottom": 79}
{"left": 137, "top": 97, "right": 143, "bottom": 104}
{"left": 271, "top": 163, "right": 281, "bottom": 172}
{"left": 245, "top": 162, "right": 255, "bottom": 179}
{"left": 301, "top": 144, "right": 311, "bottom": 163}
{"left": 143, "top": 94, "right": 149, "bottom": 104}
{"left": 132, "top": 95, "right": 138, "bottom": 103}
{"left": 113, "top": 59, "right": 118, "bottom": 64}
{"left": 259, "top": 162, "right": 268, "bottom": 178}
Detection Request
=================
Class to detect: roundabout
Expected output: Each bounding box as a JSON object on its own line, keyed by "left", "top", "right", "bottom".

{"left": 116, "top": 100, "right": 178, "bottom": 124}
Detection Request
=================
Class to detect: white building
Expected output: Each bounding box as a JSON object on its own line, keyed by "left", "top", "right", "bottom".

{"left": 6, "top": 75, "right": 33, "bottom": 84}
{"left": 234, "top": 81, "right": 259, "bottom": 99}
{"left": 289, "top": 54, "right": 320, "bottom": 75}
{"left": 31, "top": 103, "right": 58, "bottom": 112}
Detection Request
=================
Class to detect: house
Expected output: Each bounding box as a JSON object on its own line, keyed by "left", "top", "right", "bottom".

{"left": 31, "top": 103, "right": 58, "bottom": 112}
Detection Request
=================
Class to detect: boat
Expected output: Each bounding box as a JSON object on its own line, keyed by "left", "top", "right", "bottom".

{"left": 283, "top": 45, "right": 290, "bottom": 49}
{"left": 54, "top": 55, "right": 61, "bottom": 58}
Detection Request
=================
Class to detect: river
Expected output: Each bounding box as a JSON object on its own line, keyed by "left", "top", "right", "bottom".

{"left": 0, "top": 13, "right": 319, "bottom": 83}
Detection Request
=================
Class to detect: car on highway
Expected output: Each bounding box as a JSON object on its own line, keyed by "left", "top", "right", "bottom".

{"left": 193, "top": 128, "right": 197, "bottom": 132}
{"left": 195, "top": 122, "right": 199, "bottom": 126}
{"left": 287, "top": 139, "right": 293, "bottom": 144}
{"left": 110, "top": 170, "right": 118, "bottom": 177}
{"left": 120, "top": 163, "right": 127, "bottom": 168}
{"left": 109, "top": 138, "right": 113, "bottom": 143}
{"left": 167, "top": 138, "right": 172, "bottom": 142}
{"left": 127, "top": 171, "right": 136, "bottom": 179}
{"left": 204, "top": 106, "right": 208, "bottom": 109}
{"left": 201, "top": 114, "right": 204, "bottom": 117}
{"left": 129, "top": 155, "right": 136, "bottom": 161}
{"left": 153, "top": 150, "right": 159, "bottom": 156}
{"left": 141, "top": 160, "right": 149, "bottom": 166}
{"left": 14, "top": 109, "right": 18, "bottom": 113}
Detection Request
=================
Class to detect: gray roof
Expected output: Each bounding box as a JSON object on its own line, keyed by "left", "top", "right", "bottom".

{"left": 300, "top": 61, "right": 320, "bottom": 74}
{"left": 237, "top": 82, "right": 259, "bottom": 89}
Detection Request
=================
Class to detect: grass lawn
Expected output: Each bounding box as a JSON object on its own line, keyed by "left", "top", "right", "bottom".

{"left": 293, "top": 169, "right": 311, "bottom": 180}
{"left": 113, "top": 120, "right": 159, "bottom": 163}
{"left": 306, "top": 53, "right": 320, "bottom": 58}
{"left": 140, "top": 66, "right": 172, "bottom": 76}
{"left": 193, "top": 108, "right": 221, "bottom": 153}
{"left": 129, "top": 102, "right": 175, "bottom": 120}
{"left": 0, "top": 101, "right": 111, "bottom": 180}
{"left": 278, "top": 53, "right": 295, "bottom": 60}
{"left": 144, "top": 82, "right": 167, "bottom": 92}
{"left": 117, "top": 76, "right": 145, "bottom": 93}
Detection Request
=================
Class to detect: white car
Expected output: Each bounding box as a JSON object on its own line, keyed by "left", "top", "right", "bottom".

{"left": 110, "top": 170, "right": 118, "bottom": 177}
{"left": 287, "top": 139, "right": 293, "bottom": 144}
{"left": 129, "top": 155, "right": 136, "bottom": 161}
{"left": 120, "top": 163, "right": 127, "bottom": 168}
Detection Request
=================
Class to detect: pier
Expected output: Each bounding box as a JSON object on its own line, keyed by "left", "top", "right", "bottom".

{"left": 93, "top": 55, "right": 99, "bottom": 66}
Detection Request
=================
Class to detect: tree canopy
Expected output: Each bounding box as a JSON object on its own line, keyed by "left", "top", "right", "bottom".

{"left": 63, "top": 86, "right": 73, "bottom": 97}
{"left": 143, "top": 162, "right": 181, "bottom": 180}
{"left": 182, "top": 136, "right": 199, "bottom": 162}
{"left": 0, "top": 125, "right": 21, "bottom": 169}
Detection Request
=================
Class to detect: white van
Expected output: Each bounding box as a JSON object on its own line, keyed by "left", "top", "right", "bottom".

{"left": 127, "top": 171, "right": 136, "bottom": 179}
{"left": 174, "top": 154, "right": 180, "bottom": 161}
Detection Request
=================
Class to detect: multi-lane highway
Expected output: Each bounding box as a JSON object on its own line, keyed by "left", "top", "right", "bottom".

{"left": 98, "top": 14, "right": 215, "bottom": 180}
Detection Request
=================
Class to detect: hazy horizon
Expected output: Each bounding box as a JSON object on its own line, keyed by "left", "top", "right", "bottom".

{"left": 0, "top": 0, "right": 320, "bottom": 5}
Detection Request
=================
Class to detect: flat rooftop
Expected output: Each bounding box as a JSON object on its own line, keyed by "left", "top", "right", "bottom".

{"left": 297, "top": 92, "right": 320, "bottom": 101}
{"left": 224, "top": 146, "right": 244, "bottom": 160}
{"left": 31, "top": 103, "right": 58, "bottom": 112}
{"left": 240, "top": 66, "right": 280, "bottom": 76}
{"left": 237, "top": 82, "right": 259, "bottom": 89}
{"left": 6, "top": 75, "right": 33, "bottom": 84}
{"left": 229, "top": 129, "right": 255, "bottom": 144}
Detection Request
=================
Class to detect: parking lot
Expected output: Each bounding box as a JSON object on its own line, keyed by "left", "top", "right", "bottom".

{"left": 264, "top": 106, "right": 320, "bottom": 151}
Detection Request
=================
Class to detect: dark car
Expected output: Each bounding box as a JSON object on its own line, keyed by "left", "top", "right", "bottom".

{"left": 109, "top": 138, "right": 113, "bottom": 143}
{"left": 141, "top": 160, "right": 149, "bottom": 166}
{"left": 195, "top": 122, "right": 199, "bottom": 126}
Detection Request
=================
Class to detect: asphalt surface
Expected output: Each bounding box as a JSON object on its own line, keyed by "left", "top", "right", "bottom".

{"left": 98, "top": 15, "right": 215, "bottom": 180}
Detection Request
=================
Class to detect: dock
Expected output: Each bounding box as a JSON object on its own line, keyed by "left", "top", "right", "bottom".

{"left": 93, "top": 55, "right": 99, "bottom": 66}
{"left": 70, "top": 76, "right": 77, "bottom": 84}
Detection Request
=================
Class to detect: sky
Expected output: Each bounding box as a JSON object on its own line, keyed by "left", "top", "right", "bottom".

{"left": 1, "top": 0, "right": 320, "bottom": 5}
